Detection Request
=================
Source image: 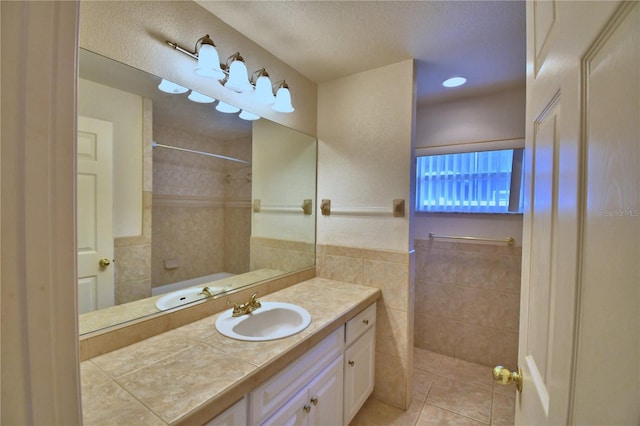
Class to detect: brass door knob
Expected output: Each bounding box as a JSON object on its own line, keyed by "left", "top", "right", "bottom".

{"left": 493, "top": 365, "right": 523, "bottom": 392}
{"left": 303, "top": 405, "right": 311, "bottom": 414}
{"left": 348, "top": 360, "right": 355, "bottom": 367}
{"left": 98, "top": 258, "right": 112, "bottom": 268}
{"left": 310, "top": 397, "right": 318, "bottom": 406}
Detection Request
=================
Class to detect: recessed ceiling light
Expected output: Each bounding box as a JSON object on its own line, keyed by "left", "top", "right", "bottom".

{"left": 442, "top": 77, "right": 467, "bottom": 88}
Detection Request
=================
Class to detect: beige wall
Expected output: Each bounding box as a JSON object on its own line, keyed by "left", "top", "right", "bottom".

{"left": 78, "top": 78, "right": 144, "bottom": 238}
{"left": 416, "top": 85, "right": 525, "bottom": 149}
{"left": 317, "top": 60, "right": 415, "bottom": 252}
{"left": 317, "top": 59, "right": 416, "bottom": 410}
{"left": 414, "top": 86, "right": 526, "bottom": 245}
{"left": 79, "top": 0, "right": 317, "bottom": 136}
{"left": 251, "top": 119, "right": 317, "bottom": 243}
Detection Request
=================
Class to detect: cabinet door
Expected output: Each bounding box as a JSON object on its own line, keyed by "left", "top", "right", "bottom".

{"left": 261, "top": 388, "right": 309, "bottom": 426}
{"left": 308, "top": 355, "right": 343, "bottom": 426}
{"left": 343, "top": 327, "right": 375, "bottom": 425}
{"left": 261, "top": 388, "right": 311, "bottom": 426}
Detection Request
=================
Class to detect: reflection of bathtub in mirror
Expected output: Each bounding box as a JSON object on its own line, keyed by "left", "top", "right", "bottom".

{"left": 78, "top": 268, "right": 285, "bottom": 335}
{"left": 151, "top": 272, "right": 235, "bottom": 297}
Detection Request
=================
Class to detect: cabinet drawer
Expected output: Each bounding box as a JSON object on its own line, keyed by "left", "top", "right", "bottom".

{"left": 249, "top": 326, "right": 344, "bottom": 424}
{"left": 345, "top": 302, "right": 376, "bottom": 346}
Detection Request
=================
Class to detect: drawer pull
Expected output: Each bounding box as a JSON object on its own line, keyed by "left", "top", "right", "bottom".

{"left": 363, "top": 319, "right": 369, "bottom": 325}
{"left": 303, "top": 405, "right": 311, "bottom": 414}
{"left": 348, "top": 360, "right": 355, "bottom": 367}
{"left": 311, "top": 397, "right": 318, "bottom": 406}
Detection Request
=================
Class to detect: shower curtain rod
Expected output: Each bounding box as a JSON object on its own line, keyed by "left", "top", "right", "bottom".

{"left": 428, "top": 232, "right": 515, "bottom": 245}
{"left": 152, "top": 142, "right": 250, "bottom": 164}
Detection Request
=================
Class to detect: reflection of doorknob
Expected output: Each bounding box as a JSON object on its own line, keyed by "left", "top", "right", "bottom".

{"left": 98, "top": 258, "right": 112, "bottom": 268}
{"left": 493, "top": 365, "right": 523, "bottom": 392}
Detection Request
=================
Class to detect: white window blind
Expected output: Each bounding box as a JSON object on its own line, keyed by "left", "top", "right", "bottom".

{"left": 416, "top": 149, "right": 523, "bottom": 213}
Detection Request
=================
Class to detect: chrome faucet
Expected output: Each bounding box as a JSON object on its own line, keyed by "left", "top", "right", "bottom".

{"left": 232, "top": 292, "right": 261, "bottom": 317}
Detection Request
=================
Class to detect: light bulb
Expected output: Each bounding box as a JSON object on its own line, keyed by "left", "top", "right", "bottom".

{"left": 216, "top": 101, "right": 240, "bottom": 113}
{"left": 239, "top": 110, "right": 260, "bottom": 121}
{"left": 442, "top": 76, "right": 467, "bottom": 88}
{"left": 187, "top": 91, "right": 215, "bottom": 103}
{"left": 158, "top": 79, "right": 188, "bottom": 94}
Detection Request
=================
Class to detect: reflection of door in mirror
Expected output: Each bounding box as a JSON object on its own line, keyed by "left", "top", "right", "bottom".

{"left": 77, "top": 116, "right": 114, "bottom": 313}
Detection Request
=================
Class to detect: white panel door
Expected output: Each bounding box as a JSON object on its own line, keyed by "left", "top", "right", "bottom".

{"left": 516, "top": 1, "right": 639, "bottom": 424}
{"left": 77, "top": 116, "right": 114, "bottom": 313}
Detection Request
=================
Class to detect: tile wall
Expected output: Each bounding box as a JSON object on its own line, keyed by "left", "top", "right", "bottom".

{"left": 250, "top": 237, "right": 316, "bottom": 273}
{"left": 316, "top": 244, "right": 415, "bottom": 410}
{"left": 414, "top": 239, "right": 521, "bottom": 370}
{"left": 151, "top": 124, "right": 252, "bottom": 288}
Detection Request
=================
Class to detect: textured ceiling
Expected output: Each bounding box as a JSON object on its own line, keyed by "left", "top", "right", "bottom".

{"left": 195, "top": 0, "right": 526, "bottom": 104}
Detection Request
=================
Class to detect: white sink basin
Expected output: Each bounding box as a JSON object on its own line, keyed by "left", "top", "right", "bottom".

{"left": 215, "top": 302, "right": 311, "bottom": 341}
{"left": 155, "top": 287, "right": 222, "bottom": 310}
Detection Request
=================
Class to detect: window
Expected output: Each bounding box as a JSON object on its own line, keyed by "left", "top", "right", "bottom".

{"left": 416, "top": 148, "right": 524, "bottom": 213}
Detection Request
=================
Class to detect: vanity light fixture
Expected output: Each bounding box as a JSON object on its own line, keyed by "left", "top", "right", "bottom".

{"left": 165, "top": 34, "right": 294, "bottom": 113}
{"left": 239, "top": 110, "right": 261, "bottom": 121}
{"left": 158, "top": 79, "right": 189, "bottom": 94}
{"left": 442, "top": 76, "right": 467, "bottom": 88}
{"left": 216, "top": 101, "right": 240, "bottom": 113}
{"left": 187, "top": 90, "right": 215, "bottom": 103}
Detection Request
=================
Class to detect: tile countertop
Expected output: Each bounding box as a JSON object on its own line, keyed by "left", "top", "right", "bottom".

{"left": 81, "top": 278, "right": 381, "bottom": 425}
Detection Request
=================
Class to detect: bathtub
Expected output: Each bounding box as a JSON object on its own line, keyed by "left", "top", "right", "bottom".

{"left": 151, "top": 272, "right": 235, "bottom": 296}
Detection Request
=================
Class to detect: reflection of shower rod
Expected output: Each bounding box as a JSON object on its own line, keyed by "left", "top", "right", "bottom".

{"left": 224, "top": 173, "right": 252, "bottom": 184}
{"left": 152, "top": 142, "right": 250, "bottom": 164}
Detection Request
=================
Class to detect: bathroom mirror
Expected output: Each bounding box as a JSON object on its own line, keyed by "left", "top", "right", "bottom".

{"left": 77, "top": 49, "right": 316, "bottom": 335}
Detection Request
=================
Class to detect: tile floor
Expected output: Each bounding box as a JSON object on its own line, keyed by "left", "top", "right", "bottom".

{"left": 350, "top": 348, "right": 516, "bottom": 426}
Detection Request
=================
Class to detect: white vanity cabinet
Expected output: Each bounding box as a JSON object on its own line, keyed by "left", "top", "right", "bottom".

{"left": 261, "top": 355, "right": 343, "bottom": 426}
{"left": 249, "top": 327, "right": 345, "bottom": 425}
{"left": 343, "top": 303, "right": 376, "bottom": 425}
{"left": 204, "top": 397, "right": 247, "bottom": 426}
{"left": 207, "top": 301, "right": 378, "bottom": 426}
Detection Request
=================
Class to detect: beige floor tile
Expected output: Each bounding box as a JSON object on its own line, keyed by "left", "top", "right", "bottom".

{"left": 427, "top": 376, "right": 493, "bottom": 424}
{"left": 439, "top": 356, "right": 494, "bottom": 389}
{"left": 417, "top": 404, "right": 487, "bottom": 425}
{"left": 492, "top": 381, "right": 518, "bottom": 398}
{"left": 414, "top": 347, "right": 444, "bottom": 373}
{"left": 352, "top": 353, "right": 515, "bottom": 426}
{"left": 350, "top": 397, "right": 424, "bottom": 426}
{"left": 490, "top": 392, "right": 516, "bottom": 426}
{"left": 413, "top": 368, "right": 436, "bottom": 401}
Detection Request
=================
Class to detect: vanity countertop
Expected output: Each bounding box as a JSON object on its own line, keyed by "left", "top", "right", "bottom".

{"left": 81, "top": 278, "right": 381, "bottom": 425}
